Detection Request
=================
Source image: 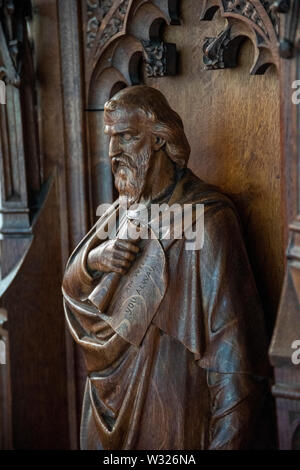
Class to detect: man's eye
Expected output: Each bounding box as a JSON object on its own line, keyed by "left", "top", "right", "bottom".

{"left": 121, "top": 133, "right": 132, "bottom": 142}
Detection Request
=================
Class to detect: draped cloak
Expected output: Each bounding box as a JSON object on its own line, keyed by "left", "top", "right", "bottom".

{"left": 62, "top": 169, "right": 270, "bottom": 450}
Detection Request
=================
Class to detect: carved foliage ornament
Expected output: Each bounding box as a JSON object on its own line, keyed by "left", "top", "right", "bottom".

{"left": 200, "top": 0, "right": 280, "bottom": 74}
{"left": 99, "top": 0, "right": 129, "bottom": 49}
{"left": 203, "top": 24, "right": 238, "bottom": 69}
{"left": 142, "top": 40, "right": 176, "bottom": 77}
{"left": 86, "top": 0, "right": 113, "bottom": 50}
{"left": 85, "top": 0, "right": 130, "bottom": 68}
{"left": 223, "top": 0, "right": 278, "bottom": 36}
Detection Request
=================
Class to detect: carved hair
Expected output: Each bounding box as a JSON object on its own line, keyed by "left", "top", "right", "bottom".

{"left": 104, "top": 85, "right": 191, "bottom": 168}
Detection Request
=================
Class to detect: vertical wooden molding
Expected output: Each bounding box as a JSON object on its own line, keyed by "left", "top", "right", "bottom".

{"left": 57, "top": 0, "right": 91, "bottom": 449}
{"left": 58, "top": 0, "right": 90, "bottom": 248}
{"left": 0, "top": 5, "right": 31, "bottom": 250}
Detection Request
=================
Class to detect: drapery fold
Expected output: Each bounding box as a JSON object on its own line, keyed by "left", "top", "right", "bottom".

{"left": 62, "top": 169, "right": 269, "bottom": 450}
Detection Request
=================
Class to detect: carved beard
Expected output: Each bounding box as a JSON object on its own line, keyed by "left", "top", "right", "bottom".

{"left": 112, "top": 146, "right": 152, "bottom": 208}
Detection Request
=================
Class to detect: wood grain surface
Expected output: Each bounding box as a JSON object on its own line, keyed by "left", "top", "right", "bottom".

{"left": 144, "top": 3, "right": 283, "bottom": 333}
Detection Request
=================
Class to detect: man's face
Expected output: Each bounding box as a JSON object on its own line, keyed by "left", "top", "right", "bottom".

{"left": 104, "top": 107, "right": 153, "bottom": 207}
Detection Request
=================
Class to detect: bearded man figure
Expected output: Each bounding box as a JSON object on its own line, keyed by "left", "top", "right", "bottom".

{"left": 62, "top": 86, "right": 270, "bottom": 450}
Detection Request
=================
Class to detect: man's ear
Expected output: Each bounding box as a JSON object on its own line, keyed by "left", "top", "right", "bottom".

{"left": 152, "top": 135, "right": 165, "bottom": 151}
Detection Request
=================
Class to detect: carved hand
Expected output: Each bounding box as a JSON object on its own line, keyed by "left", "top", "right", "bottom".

{"left": 87, "top": 239, "right": 140, "bottom": 276}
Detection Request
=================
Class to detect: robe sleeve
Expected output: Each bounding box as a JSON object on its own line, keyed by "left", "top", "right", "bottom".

{"left": 153, "top": 199, "right": 269, "bottom": 378}
{"left": 198, "top": 203, "right": 270, "bottom": 449}
{"left": 62, "top": 200, "right": 122, "bottom": 302}
{"left": 198, "top": 203, "right": 268, "bottom": 376}
{"left": 62, "top": 228, "right": 104, "bottom": 302}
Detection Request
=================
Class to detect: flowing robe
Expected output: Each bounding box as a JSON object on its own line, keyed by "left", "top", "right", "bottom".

{"left": 62, "top": 169, "right": 270, "bottom": 450}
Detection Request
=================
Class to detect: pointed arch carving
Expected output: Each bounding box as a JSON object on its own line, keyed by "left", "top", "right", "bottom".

{"left": 200, "top": 0, "right": 280, "bottom": 74}
{"left": 83, "top": 0, "right": 180, "bottom": 109}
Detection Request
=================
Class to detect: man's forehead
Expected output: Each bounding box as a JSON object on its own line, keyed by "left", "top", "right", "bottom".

{"left": 104, "top": 122, "right": 137, "bottom": 134}
{"left": 104, "top": 106, "right": 145, "bottom": 127}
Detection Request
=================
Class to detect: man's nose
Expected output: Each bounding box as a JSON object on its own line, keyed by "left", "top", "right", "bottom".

{"left": 109, "top": 136, "right": 121, "bottom": 158}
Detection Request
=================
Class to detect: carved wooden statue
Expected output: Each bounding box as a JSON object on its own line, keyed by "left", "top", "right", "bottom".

{"left": 62, "top": 86, "right": 269, "bottom": 450}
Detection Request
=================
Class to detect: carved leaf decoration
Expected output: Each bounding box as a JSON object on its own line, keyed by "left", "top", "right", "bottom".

{"left": 85, "top": 0, "right": 130, "bottom": 71}
{"left": 86, "top": 0, "right": 113, "bottom": 50}
{"left": 142, "top": 40, "right": 177, "bottom": 77}
{"left": 203, "top": 24, "right": 235, "bottom": 69}
{"left": 222, "top": 0, "right": 278, "bottom": 37}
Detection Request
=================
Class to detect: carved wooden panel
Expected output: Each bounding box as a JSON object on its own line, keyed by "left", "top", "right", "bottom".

{"left": 0, "top": 0, "right": 78, "bottom": 449}
{"left": 0, "top": 0, "right": 41, "bottom": 278}
{"left": 1, "top": 179, "right": 72, "bottom": 449}
{"left": 82, "top": 0, "right": 180, "bottom": 108}
{"left": 200, "top": 0, "right": 280, "bottom": 74}
{"left": 0, "top": 2, "right": 31, "bottom": 241}
{"left": 127, "top": 3, "right": 282, "bottom": 348}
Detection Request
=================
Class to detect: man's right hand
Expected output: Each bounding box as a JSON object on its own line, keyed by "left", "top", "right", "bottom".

{"left": 87, "top": 239, "right": 140, "bottom": 276}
